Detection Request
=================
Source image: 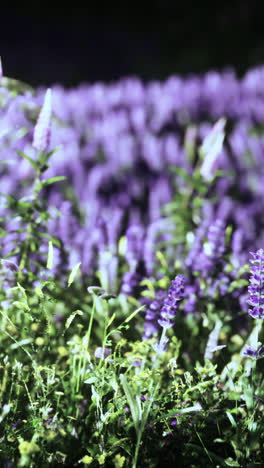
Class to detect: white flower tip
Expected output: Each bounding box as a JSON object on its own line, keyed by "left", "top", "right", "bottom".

{"left": 32, "top": 87, "right": 53, "bottom": 152}
{"left": 208, "top": 345, "right": 226, "bottom": 353}
{"left": 41, "top": 88, "right": 52, "bottom": 117}
{"left": 200, "top": 117, "right": 226, "bottom": 181}
{"left": 45, "top": 88, "right": 52, "bottom": 104}
{"left": 211, "top": 117, "right": 226, "bottom": 132}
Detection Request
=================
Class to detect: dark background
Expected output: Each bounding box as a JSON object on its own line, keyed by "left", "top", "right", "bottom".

{"left": 1, "top": 2, "right": 263, "bottom": 87}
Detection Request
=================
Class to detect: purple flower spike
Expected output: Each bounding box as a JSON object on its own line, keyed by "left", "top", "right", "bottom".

{"left": 204, "top": 219, "right": 225, "bottom": 259}
{"left": 143, "top": 290, "right": 166, "bottom": 339}
{"left": 121, "top": 271, "right": 141, "bottom": 296}
{"left": 158, "top": 275, "right": 186, "bottom": 329}
{"left": 33, "top": 88, "right": 52, "bottom": 152}
{"left": 247, "top": 249, "right": 264, "bottom": 319}
{"left": 125, "top": 224, "right": 144, "bottom": 271}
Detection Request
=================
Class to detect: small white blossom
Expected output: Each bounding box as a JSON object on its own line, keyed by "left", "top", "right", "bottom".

{"left": 200, "top": 117, "right": 226, "bottom": 181}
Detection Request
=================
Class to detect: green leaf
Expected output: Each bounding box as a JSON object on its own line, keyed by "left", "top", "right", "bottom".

{"left": 169, "top": 166, "right": 191, "bottom": 183}
{"left": 120, "top": 374, "right": 140, "bottom": 428}
{"left": 6, "top": 247, "right": 21, "bottom": 258}
{"left": 156, "top": 250, "right": 168, "bottom": 269}
{"left": 68, "top": 262, "right": 82, "bottom": 287}
{"left": 1, "top": 77, "right": 34, "bottom": 94}
{"left": 17, "top": 201, "right": 33, "bottom": 210}
{"left": 226, "top": 411, "right": 237, "bottom": 428}
{"left": 124, "top": 305, "right": 145, "bottom": 324}
{"left": 35, "top": 176, "right": 66, "bottom": 192}
{"left": 12, "top": 301, "right": 30, "bottom": 312}
{"left": 224, "top": 458, "right": 240, "bottom": 467}
{"left": 140, "top": 278, "right": 155, "bottom": 292}
{"left": 38, "top": 146, "right": 62, "bottom": 166}
{"left": 38, "top": 232, "right": 61, "bottom": 248}
{"left": 63, "top": 310, "right": 83, "bottom": 335}
{"left": 228, "top": 279, "right": 248, "bottom": 293}
{"left": 106, "top": 313, "right": 116, "bottom": 329}
{"left": 46, "top": 241, "right": 53, "bottom": 270}
{"left": 16, "top": 150, "right": 39, "bottom": 170}
{"left": 84, "top": 377, "right": 97, "bottom": 384}
{"left": 0, "top": 228, "right": 7, "bottom": 237}
{"left": 10, "top": 338, "right": 33, "bottom": 350}
{"left": 0, "top": 193, "right": 18, "bottom": 208}
{"left": 162, "top": 403, "right": 202, "bottom": 418}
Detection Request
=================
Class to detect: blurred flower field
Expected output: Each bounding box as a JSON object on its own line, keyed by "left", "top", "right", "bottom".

{"left": 1, "top": 59, "right": 264, "bottom": 466}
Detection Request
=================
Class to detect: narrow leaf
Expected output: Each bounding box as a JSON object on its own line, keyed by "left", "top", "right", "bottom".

{"left": 10, "top": 338, "right": 33, "bottom": 350}
{"left": 16, "top": 150, "right": 39, "bottom": 170}
{"left": 106, "top": 313, "right": 116, "bottom": 329}
{"left": 36, "top": 176, "right": 66, "bottom": 192}
{"left": 38, "top": 146, "right": 62, "bottom": 166}
{"left": 68, "top": 262, "right": 82, "bottom": 287}
{"left": 124, "top": 305, "right": 145, "bottom": 324}
{"left": 226, "top": 411, "right": 237, "bottom": 428}
{"left": 120, "top": 374, "right": 139, "bottom": 427}
{"left": 63, "top": 310, "right": 83, "bottom": 335}
{"left": 46, "top": 241, "right": 53, "bottom": 270}
{"left": 38, "top": 232, "right": 61, "bottom": 248}
{"left": 163, "top": 402, "right": 202, "bottom": 418}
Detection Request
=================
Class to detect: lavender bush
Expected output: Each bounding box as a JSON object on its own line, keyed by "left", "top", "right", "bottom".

{"left": 0, "top": 61, "right": 264, "bottom": 466}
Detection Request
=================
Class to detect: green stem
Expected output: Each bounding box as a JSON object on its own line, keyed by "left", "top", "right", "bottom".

{"left": 18, "top": 169, "right": 41, "bottom": 277}
{"left": 132, "top": 380, "right": 159, "bottom": 468}
{"left": 152, "top": 326, "right": 168, "bottom": 370}
{"left": 251, "top": 319, "right": 262, "bottom": 351}
{"left": 251, "top": 319, "right": 262, "bottom": 378}
{"left": 131, "top": 330, "right": 166, "bottom": 467}
{"left": 132, "top": 427, "right": 143, "bottom": 468}
{"left": 85, "top": 298, "right": 96, "bottom": 350}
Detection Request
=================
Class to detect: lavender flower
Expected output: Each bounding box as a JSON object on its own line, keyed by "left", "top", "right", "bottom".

{"left": 33, "top": 88, "right": 52, "bottom": 152}
{"left": 247, "top": 249, "right": 264, "bottom": 319}
{"left": 243, "top": 346, "right": 258, "bottom": 358}
{"left": 152, "top": 336, "right": 169, "bottom": 354}
{"left": 158, "top": 275, "right": 186, "bottom": 329}
{"left": 125, "top": 224, "right": 144, "bottom": 271}
{"left": 144, "top": 219, "right": 173, "bottom": 275}
{"left": 4, "top": 67, "right": 264, "bottom": 285}
{"left": 185, "top": 212, "right": 213, "bottom": 269}
{"left": 231, "top": 228, "right": 245, "bottom": 268}
{"left": 121, "top": 225, "right": 144, "bottom": 296}
{"left": 121, "top": 270, "right": 141, "bottom": 296}
{"left": 143, "top": 290, "right": 167, "bottom": 339}
{"left": 1, "top": 259, "right": 19, "bottom": 272}
{"left": 94, "top": 347, "right": 111, "bottom": 359}
{"left": 243, "top": 345, "right": 264, "bottom": 359}
{"left": 183, "top": 284, "right": 198, "bottom": 314}
{"left": 204, "top": 218, "right": 225, "bottom": 259}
